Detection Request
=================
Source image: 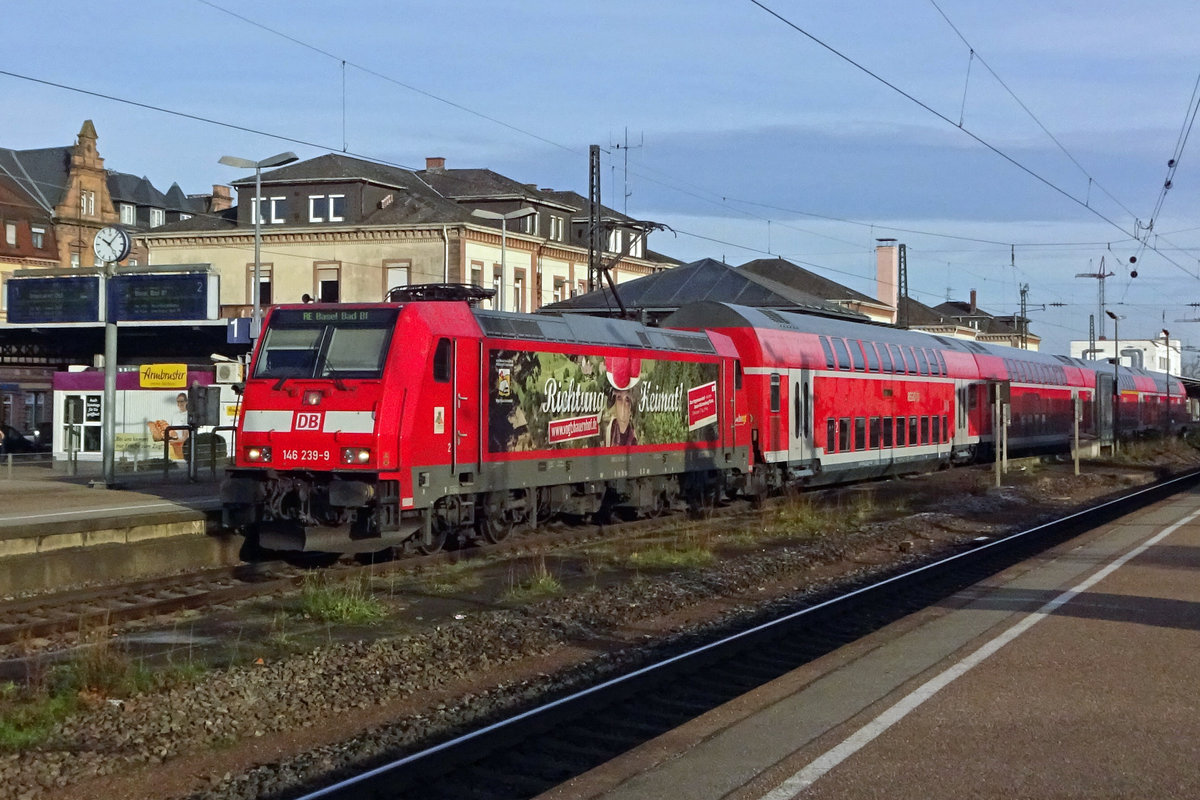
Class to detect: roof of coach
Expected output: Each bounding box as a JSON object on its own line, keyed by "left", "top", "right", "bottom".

{"left": 473, "top": 308, "right": 717, "bottom": 356}
{"left": 664, "top": 301, "right": 1109, "bottom": 369}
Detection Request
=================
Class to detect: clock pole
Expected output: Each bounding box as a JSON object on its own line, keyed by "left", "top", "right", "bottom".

{"left": 92, "top": 225, "right": 130, "bottom": 490}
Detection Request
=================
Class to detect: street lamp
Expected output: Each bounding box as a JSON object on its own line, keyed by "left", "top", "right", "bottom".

{"left": 472, "top": 207, "right": 535, "bottom": 312}
{"left": 219, "top": 151, "right": 299, "bottom": 339}
{"left": 1106, "top": 310, "right": 1124, "bottom": 443}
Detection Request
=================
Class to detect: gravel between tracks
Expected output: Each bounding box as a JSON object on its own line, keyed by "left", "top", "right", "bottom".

{"left": 5, "top": 450, "right": 1196, "bottom": 800}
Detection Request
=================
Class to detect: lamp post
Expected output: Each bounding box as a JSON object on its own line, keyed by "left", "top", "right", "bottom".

{"left": 1106, "top": 310, "right": 1124, "bottom": 444}
{"left": 1162, "top": 329, "right": 1172, "bottom": 427}
{"left": 472, "top": 207, "right": 535, "bottom": 312}
{"left": 219, "top": 151, "right": 299, "bottom": 339}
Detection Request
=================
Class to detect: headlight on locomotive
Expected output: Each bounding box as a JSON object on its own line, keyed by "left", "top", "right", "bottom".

{"left": 341, "top": 447, "right": 371, "bottom": 465}
{"left": 244, "top": 445, "right": 272, "bottom": 463}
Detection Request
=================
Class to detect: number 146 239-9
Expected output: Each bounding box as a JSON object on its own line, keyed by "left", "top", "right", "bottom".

{"left": 283, "top": 449, "right": 330, "bottom": 462}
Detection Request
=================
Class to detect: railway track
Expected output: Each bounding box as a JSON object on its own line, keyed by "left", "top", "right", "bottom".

{"left": 286, "top": 468, "right": 1200, "bottom": 800}
{"left": 0, "top": 497, "right": 761, "bottom": 650}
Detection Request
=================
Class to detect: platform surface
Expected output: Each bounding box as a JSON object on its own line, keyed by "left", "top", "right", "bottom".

{"left": 548, "top": 487, "right": 1200, "bottom": 800}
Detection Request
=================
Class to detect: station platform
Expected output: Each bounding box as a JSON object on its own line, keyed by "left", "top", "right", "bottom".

{"left": 0, "top": 462, "right": 235, "bottom": 595}
{"left": 549, "top": 486, "right": 1200, "bottom": 800}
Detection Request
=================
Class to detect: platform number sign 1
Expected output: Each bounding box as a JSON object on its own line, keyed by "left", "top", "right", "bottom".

{"left": 295, "top": 412, "right": 322, "bottom": 431}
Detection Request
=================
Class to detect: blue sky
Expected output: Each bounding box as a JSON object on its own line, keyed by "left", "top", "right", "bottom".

{"left": 5, "top": 0, "right": 1200, "bottom": 356}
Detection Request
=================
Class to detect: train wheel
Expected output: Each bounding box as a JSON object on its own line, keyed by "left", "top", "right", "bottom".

{"left": 417, "top": 523, "right": 448, "bottom": 555}
{"left": 477, "top": 494, "right": 513, "bottom": 544}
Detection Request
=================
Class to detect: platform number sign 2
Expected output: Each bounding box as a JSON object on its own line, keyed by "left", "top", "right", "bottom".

{"left": 294, "top": 412, "right": 323, "bottom": 431}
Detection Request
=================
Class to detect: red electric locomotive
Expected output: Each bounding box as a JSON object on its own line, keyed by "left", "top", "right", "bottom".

{"left": 222, "top": 299, "right": 747, "bottom": 554}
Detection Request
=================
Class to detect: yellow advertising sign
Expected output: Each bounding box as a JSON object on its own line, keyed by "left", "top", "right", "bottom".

{"left": 139, "top": 363, "right": 188, "bottom": 389}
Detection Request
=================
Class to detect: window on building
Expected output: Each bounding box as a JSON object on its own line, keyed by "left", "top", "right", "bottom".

{"left": 24, "top": 391, "right": 47, "bottom": 433}
{"left": 179, "top": 213, "right": 192, "bottom": 221}
{"left": 31, "top": 227, "right": 45, "bottom": 249}
{"left": 549, "top": 216, "right": 565, "bottom": 242}
{"left": 606, "top": 229, "right": 620, "bottom": 253}
{"left": 80, "top": 190, "right": 95, "bottom": 217}
{"left": 119, "top": 204, "right": 135, "bottom": 225}
{"left": 254, "top": 196, "right": 286, "bottom": 225}
{"left": 628, "top": 234, "right": 644, "bottom": 258}
{"left": 492, "top": 267, "right": 503, "bottom": 310}
{"left": 385, "top": 262, "right": 410, "bottom": 299}
{"left": 521, "top": 214, "right": 539, "bottom": 235}
{"left": 316, "top": 264, "right": 340, "bottom": 302}
{"left": 553, "top": 278, "right": 565, "bottom": 303}
{"left": 247, "top": 265, "right": 273, "bottom": 306}
{"left": 308, "top": 194, "right": 346, "bottom": 223}
{"left": 150, "top": 208, "right": 165, "bottom": 228}
{"left": 5, "top": 222, "right": 16, "bottom": 247}
{"left": 513, "top": 272, "right": 525, "bottom": 312}
{"left": 470, "top": 261, "right": 483, "bottom": 288}
{"left": 70, "top": 252, "right": 80, "bottom": 267}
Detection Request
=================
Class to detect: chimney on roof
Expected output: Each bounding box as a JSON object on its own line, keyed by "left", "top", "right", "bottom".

{"left": 425, "top": 157, "right": 446, "bottom": 172}
{"left": 970, "top": 289, "right": 977, "bottom": 313}
{"left": 209, "top": 185, "right": 233, "bottom": 213}
{"left": 875, "top": 239, "right": 899, "bottom": 324}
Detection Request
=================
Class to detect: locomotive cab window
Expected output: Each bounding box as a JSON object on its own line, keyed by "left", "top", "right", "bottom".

{"left": 253, "top": 308, "right": 398, "bottom": 380}
{"left": 433, "top": 338, "right": 452, "bottom": 383}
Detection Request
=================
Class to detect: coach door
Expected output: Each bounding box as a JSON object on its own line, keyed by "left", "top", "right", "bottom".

{"left": 1095, "top": 373, "right": 1114, "bottom": 443}
{"left": 452, "top": 339, "right": 481, "bottom": 478}
{"left": 787, "top": 369, "right": 813, "bottom": 465}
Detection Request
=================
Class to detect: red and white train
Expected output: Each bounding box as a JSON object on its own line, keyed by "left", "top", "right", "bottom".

{"left": 221, "top": 296, "right": 1185, "bottom": 555}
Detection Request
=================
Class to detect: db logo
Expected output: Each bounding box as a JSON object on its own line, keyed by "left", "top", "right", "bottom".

{"left": 294, "top": 412, "right": 323, "bottom": 431}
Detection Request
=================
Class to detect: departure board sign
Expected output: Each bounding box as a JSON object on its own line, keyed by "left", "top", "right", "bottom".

{"left": 108, "top": 273, "right": 217, "bottom": 321}
{"left": 7, "top": 276, "right": 103, "bottom": 323}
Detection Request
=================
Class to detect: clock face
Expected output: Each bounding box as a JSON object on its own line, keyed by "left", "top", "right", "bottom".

{"left": 93, "top": 226, "right": 131, "bottom": 263}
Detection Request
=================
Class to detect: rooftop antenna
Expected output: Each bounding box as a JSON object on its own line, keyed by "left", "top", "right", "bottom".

{"left": 610, "top": 127, "right": 643, "bottom": 215}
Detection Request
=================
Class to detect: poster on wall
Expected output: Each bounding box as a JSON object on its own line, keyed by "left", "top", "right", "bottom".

{"left": 487, "top": 349, "right": 720, "bottom": 454}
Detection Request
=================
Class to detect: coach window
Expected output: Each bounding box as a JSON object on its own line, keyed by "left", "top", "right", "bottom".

{"left": 869, "top": 417, "right": 881, "bottom": 449}
{"left": 793, "top": 384, "right": 801, "bottom": 439}
{"left": 820, "top": 337, "right": 836, "bottom": 369}
{"left": 878, "top": 343, "right": 893, "bottom": 373}
{"left": 909, "top": 416, "right": 919, "bottom": 445}
{"left": 849, "top": 342, "right": 865, "bottom": 371}
{"left": 926, "top": 350, "right": 940, "bottom": 376}
{"left": 920, "top": 416, "right": 930, "bottom": 444}
{"left": 854, "top": 417, "right": 866, "bottom": 450}
{"left": 890, "top": 344, "right": 908, "bottom": 373}
{"left": 838, "top": 418, "right": 851, "bottom": 451}
{"left": 803, "top": 381, "right": 810, "bottom": 433}
{"left": 831, "top": 339, "right": 851, "bottom": 370}
{"left": 864, "top": 343, "right": 879, "bottom": 372}
{"left": 882, "top": 416, "right": 894, "bottom": 447}
{"left": 914, "top": 348, "right": 929, "bottom": 375}
{"left": 826, "top": 419, "right": 837, "bottom": 452}
{"left": 932, "top": 415, "right": 941, "bottom": 443}
{"left": 770, "top": 373, "right": 780, "bottom": 412}
{"left": 936, "top": 351, "right": 948, "bottom": 376}
{"left": 895, "top": 416, "right": 907, "bottom": 446}
{"left": 433, "top": 338, "right": 452, "bottom": 383}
